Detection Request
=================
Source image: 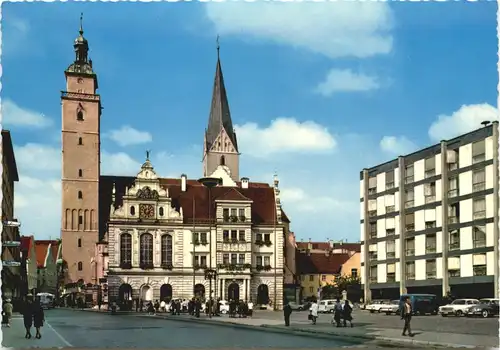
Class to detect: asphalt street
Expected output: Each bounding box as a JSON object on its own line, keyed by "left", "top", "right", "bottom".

{"left": 276, "top": 309, "right": 499, "bottom": 336}
{"left": 2, "top": 309, "right": 364, "bottom": 348}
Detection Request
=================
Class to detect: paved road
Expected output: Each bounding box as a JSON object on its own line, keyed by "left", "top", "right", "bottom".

{"left": 259, "top": 310, "right": 499, "bottom": 336}
{"left": 2, "top": 309, "right": 364, "bottom": 348}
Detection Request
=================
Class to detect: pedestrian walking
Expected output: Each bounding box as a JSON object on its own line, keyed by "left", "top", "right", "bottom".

{"left": 333, "top": 297, "right": 343, "bottom": 327}
{"left": 401, "top": 296, "right": 414, "bottom": 337}
{"left": 283, "top": 300, "right": 292, "bottom": 326}
{"left": 2, "top": 298, "right": 13, "bottom": 327}
{"left": 22, "top": 295, "right": 34, "bottom": 338}
{"left": 33, "top": 297, "right": 45, "bottom": 339}
{"left": 342, "top": 300, "right": 353, "bottom": 327}
{"left": 309, "top": 299, "right": 318, "bottom": 325}
{"left": 247, "top": 299, "right": 254, "bottom": 317}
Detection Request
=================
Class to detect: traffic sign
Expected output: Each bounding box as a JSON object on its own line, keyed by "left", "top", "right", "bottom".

{"left": 3, "top": 221, "right": 21, "bottom": 227}
{"left": 2, "top": 261, "right": 21, "bottom": 267}
{"left": 2, "top": 241, "right": 21, "bottom": 247}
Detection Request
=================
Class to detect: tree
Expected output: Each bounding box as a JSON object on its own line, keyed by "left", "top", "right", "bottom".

{"left": 335, "top": 274, "right": 361, "bottom": 293}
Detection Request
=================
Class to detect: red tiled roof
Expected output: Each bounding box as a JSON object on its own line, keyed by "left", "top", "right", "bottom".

{"left": 34, "top": 241, "right": 50, "bottom": 268}
{"left": 296, "top": 252, "right": 351, "bottom": 274}
{"left": 99, "top": 175, "right": 290, "bottom": 241}
{"left": 216, "top": 188, "right": 252, "bottom": 202}
{"left": 332, "top": 243, "right": 361, "bottom": 253}
{"left": 20, "top": 236, "right": 33, "bottom": 253}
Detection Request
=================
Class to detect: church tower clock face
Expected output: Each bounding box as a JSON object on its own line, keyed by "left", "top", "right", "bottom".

{"left": 139, "top": 204, "right": 155, "bottom": 218}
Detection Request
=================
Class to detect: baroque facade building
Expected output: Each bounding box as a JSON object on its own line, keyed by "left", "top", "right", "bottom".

{"left": 360, "top": 123, "right": 499, "bottom": 302}
{"left": 60, "top": 20, "right": 291, "bottom": 310}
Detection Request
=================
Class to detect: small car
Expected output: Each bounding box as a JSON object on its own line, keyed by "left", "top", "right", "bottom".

{"left": 379, "top": 300, "right": 400, "bottom": 315}
{"left": 439, "top": 298, "right": 480, "bottom": 317}
{"left": 465, "top": 298, "right": 499, "bottom": 318}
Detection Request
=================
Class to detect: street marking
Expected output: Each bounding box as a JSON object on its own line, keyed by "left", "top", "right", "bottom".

{"left": 46, "top": 321, "right": 73, "bottom": 347}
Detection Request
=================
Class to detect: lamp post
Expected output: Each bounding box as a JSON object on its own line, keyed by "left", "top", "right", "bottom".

{"left": 204, "top": 268, "right": 217, "bottom": 318}
{"left": 197, "top": 177, "right": 222, "bottom": 315}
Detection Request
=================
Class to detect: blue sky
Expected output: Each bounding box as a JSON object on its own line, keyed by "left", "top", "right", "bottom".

{"left": 2, "top": 1, "right": 498, "bottom": 242}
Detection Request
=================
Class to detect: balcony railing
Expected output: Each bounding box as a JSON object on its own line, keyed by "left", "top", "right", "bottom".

{"left": 472, "top": 154, "right": 485, "bottom": 164}
{"left": 255, "top": 264, "right": 272, "bottom": 272}
{"left": 425, "top": 195, "right": 435, "bottom": 204}
{"left": 217, "top": 263, "right": 251, "bottom": 272}
{"left": 222, "top": 215, "right": 247, "bottom": 223}
{"left": 386, "top": 252, "right": 396, "bottom": 258}
{"left": 368, "top": 188, "right": 377, "bottom": 195}
{"left": 405, "top": 273, "right": 415, "bottom": 280}
{"left": 473, "top": 240, "right": 486, "bottom": 248}
{"left": 448, "top": 189, "right": 458, "bottom": 197}
{"left": 386, "top": 206, "right": 395, "bottom": 213}
{"left": 369, "top": 231, "right": 377, "bottom": 239}
{"left": 405, "top": 176, "right": 414, "bottom": 184}
{"left": 449, "top": 241, "right": 460, "bottom": 250}
{"left": 473, "top": 211, "right": 486, "bottom": 220}
{"left": 426, "top": 271, "right": 437, "bottom": 279}
{"left": 473, "top": 182, "right": 486, "bottom": 192}
{"left": 368, "top": 252, "right": 378, "bottom": 260}
{"left": 448, "top": 269, "right": 460, "bottom": 278}
{"left": 369, "top": 276, "right": 377, "bottom": 283}
{"left": 387, "top": 274, "right": 396, "bottom": 282}
{"left": 425, "top": 221, "right": 436, "bottom": 229}
{"left": 405, "top": 200, "right": 414, "bottom": 208}
{"left": 386, "top": 182, "right": 394, "bottom": 189}
{"left": 448, "top": 217, "right": 458, "bottom": 224}
{"left": 405, "top": 224, "right": 414, "bottom": 232}
{"left": 405, "top": 249, "right": 415, "bottom": 256}
{"left": 473, "top": 266, "right": 487, "bottom": 276}
{"left": 426, "top": 246, "right": 436, "bottom": 254}
{"left": 425, "top": 170, "right": 436, "bottom": 178}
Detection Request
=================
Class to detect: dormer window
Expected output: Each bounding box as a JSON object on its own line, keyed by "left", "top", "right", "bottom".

{"left": 130, "top": 206, "right": 135, "bottom": 216}
{"left": 159, "top": 207, "right": 164, "bottom": 217}
{"left": 220, "top": 155, "right": 226, "bottom": 166}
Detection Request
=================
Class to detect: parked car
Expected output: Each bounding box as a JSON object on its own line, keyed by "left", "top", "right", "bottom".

{"left": 318, "top": 299, "right": 338, "bottom": 313}
{"left": 465, "top": 298, "right": 499, "bottom": 318}
{"left": 379, "top": 300, "right": 400, "bottom": 315}
{"left": 365, "top": 300, "right": 390, "bottom": 313}
{"left": 439, "top": 298, "right": 480, "bottom": 317}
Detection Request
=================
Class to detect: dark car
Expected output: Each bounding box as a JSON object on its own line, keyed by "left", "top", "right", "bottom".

{"left": 465, "top": 298, "right": 499, "bottom": 318}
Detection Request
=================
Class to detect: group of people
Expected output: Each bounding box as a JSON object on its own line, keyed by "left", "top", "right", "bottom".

{"left": 2, "top": 294, "right": 45, "bottom": 339}
{"left": 283, "top": 297, "right": 354, "bottom": 328}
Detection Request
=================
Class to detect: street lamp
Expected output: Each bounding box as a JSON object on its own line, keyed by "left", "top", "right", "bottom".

{"left": 197, "top": 177, "right": 222, "bottom": 315}
{"left": 204, "top": 268, "right": 217, "bottom": 318}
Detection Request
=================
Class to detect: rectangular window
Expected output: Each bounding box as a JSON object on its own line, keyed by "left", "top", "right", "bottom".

{"left": 472, "top": 169, "right": 486, "bottom": 192}
{"left": 472, "top": 140, "right": 485, "bottom": 164}
{"left": 78, "top": 215, "right": 83, "bottom": 225}
{"left": 425, "top": 234, "right": 437, "bottom": 254}
{"left": 193, "top": 255, "right": 199, "bottom": 266}
{"left": 406, "top": 262, "right": 415, "bottom": 280}
{"left": 351, "top": 268, "right": 358, "bottom": 278}
{"left": 386, "top": 240, "right": 396, "bottom": 258}
{"left": 200, "top": 255, "right": 207, "bottom": 267}
{"left": 223, "top": 230, "right": 229, "bottom": 242}
{"left": 223, "top": 208, "right": 229, "bottom": 220}
{"left": 448, "top": 176, "right": 459, "bottom": 197}
{"left": 426, "top": 259, "right": 437, "bottom": 279}
{"left": 425, "top": 157, "right": 436, "bottom": 178}
{"left": 448, "top": 203, "right": 460, "bottom": 223}
{"left": 447, "top": 149, "right": 458, "bottom": 170}
{"left": 238, "top": 230, "right": 245, "bottom": 241}
{"left": 230, "top": 208, "right": 237, "bottom": 217}
{"left": 368, "top": 199, "right": 377, "bottom": 217}
{"left": 405, "top": 189, "right": 414, "bottom": 208}
{"left": 405, "top": 165, "right": 414, "bottom": 184}
{"left": 473, "top": 226, "right": 486, "bottom": 248}
{"left": 256, "top": 233, "right": 263, "bottom": 242}
{"left": 425, "top": 221, "right": 436, "bottom": 228}
{"left": 238, "top": 254, "right": 245, "bottom": 264}
{"left": 192, "top": 232, "right": 199, "bottom": 242}
{"left": 385, "top": 171, "right": 395, "bottom": 189}
{"left": 256, "top": 256, "right": 263, "bottom": 266}
{"left": 424, "top": 182, "right": 436, "bottom": 203}
{"left": 264, "top": 233, "right": 271, "bottom": 243}
{"left": 223, "top": 254, "right": 229, "bottom": 264}
{"left": 449, "top": 230, "right": 460, "bottom": 250}
{"left": 321, "top": 275, "right": 326, "bottom": 281}
{"left": 405, "top": 238, "right": 415, "bottom": 256}
{"left": 369, "top": 223, "right": 377, "bottom": 239}
{"left": 405, "top": 213, "right": 415, "bottom": 232}
{"left": 264, "top": 256, "right": 271, "bottom": 266}
{"left": 230, "top": 254, "right": 238, "bottom": 265}
{"left": 238, "top": 208, "right": 245, "bottom": 217}
{"left": 386, "top": 228, "right": 395, "bottom": 236}
{"left": 387, "top": 263, "right": 396, "bottom": 282}
{"left": 369, "top": 266, "right": 377, "bottom": 283}
{"left": 309, "top": 275, "right": 314, "bottom": 282}
{"left": 368, "top": 176, "right": 377, "bottom": 194}
{"left": 200, "top": 232, "right": 207, "bottom": 244}
{"left": 309, "top": 286, "right": 314, "bottom": 293}
{"left": 231, "top": 230, "right": 238, "bottom": 241}
{"left": 473, "top": 197, "right": 486, "bottom": 220}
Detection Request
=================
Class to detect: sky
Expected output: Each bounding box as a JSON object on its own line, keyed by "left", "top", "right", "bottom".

{"left": 1, "top": 1, "right": 498, "bottom": 243}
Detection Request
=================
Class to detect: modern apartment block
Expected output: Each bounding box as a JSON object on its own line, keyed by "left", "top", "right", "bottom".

{"left": 360, "top": 123, "right": 499, "bottom": 301}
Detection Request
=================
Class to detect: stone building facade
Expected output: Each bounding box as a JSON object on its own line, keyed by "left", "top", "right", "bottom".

{"left": 60, "top": 20, "right": 291, "bottom": 310}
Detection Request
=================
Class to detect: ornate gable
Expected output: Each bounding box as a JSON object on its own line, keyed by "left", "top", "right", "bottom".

{"left": 109, "top": 156, "right": 182, "bottom": 222}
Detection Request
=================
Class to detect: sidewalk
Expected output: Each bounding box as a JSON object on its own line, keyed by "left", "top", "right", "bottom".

{"left": 1, "top": 317, "right": 72, "bottom": 348}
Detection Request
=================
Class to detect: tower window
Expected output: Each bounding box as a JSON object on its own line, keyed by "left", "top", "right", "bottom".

{"left": 78, "top": 169, "right": 83, "bottom": 177}
{"left": 78, "top": 191, "right": 83, "bottom": 199}
{"left": 130, "top": 206, "right": 135, "bottom": 216}
{"left": 77, "top": 110, "right": 84, "bottom": 121}
{"left": 78, "top": 137, "right": 83, "bottom": 145}
{"left": 78, "top": 238, "right": 82, "bottom": 247}
{"left": 78, "top": 262, "right": 83, "bottom": 271}
{"left": 159, "top": 207, "right": 164, "bottom": 216}
{"left": 220, "top": 155, "right": 225, "bottom": 166}
{"left": 78, "top": 215, "right": 83, "bottom": 225}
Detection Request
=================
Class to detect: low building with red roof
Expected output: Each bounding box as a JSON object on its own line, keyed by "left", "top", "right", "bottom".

{"left": 35, "top": 240, "right": 61, "bottom": 295}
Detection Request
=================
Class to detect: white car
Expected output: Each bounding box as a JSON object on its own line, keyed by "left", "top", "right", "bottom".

{"left": 379, "top": 300, "right": 400, "bottom": 315}
{"left": 366, "top": 300, "right": 390, "bottom": 313}
{"left": 439, "top": 298, "right": 480, "bottom": 317}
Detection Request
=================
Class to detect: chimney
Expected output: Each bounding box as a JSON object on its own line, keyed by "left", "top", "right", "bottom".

{"left": 181, "top": 174, "right": 187, "bottom": 192}
{"left": 241, "top": 177, "right": 249, "bottom": 189}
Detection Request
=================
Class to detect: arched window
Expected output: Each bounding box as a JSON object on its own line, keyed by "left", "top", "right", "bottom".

{"left": 120, "top": 233, "right": 132, "bottom": 266}
{"left": 78, "top": 191, "right": 83, "bottom": 199}
{"left": 130, "top": 206, "right": 135, "bottom": 216}
{"left": 76, "top": 105, "right": 84, "bottom": 121}
{"left": 161, "top": 234, "right": 173, "bottom": 266}
{"left": 159, "top": 207, "right": 164, "bottom": 217}
{"left": 140, "top": 233, "right": 154, "bottom": 266}
{"left": 78, "top": 262, "right": 83, "bottom": 271}
{"left": 78, "top": 169, "right": 83, "bottom": 177}
{"left": 220, "top": 155, "right": 225, "bottom": 166}
{"left": 77, "top": 238, "right": 82, "bottom": 247}
{"left": 78, "top": 137, "right": 83, "bottom": 145}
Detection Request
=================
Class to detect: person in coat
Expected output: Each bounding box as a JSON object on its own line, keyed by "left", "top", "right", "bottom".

{"left": 342, "top": 300, "right": 354, "bottom": 327}
{"left": 333, "top": 297, "right": 343, "bottom": 327}
{"left": 283, "top": 301, "right": 292, "bottom": 326}
{"left": 401, "top": 296, "right": 414, "bottom": 337}
{"left": 22, "top": 295, "right": 34, "bottom": 338}
{"left": 33, "top": 297, "right": 45, "bottom": 339}
{"left": 309, "top": 299, "right": 318, "bottom": 325}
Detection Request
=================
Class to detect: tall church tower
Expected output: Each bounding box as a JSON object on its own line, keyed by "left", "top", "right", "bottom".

{"left": 203, "top": 44, "right": 240, "bottom": 181}
{"left": 61, "top": 15, "right": 101, "bottom": 284}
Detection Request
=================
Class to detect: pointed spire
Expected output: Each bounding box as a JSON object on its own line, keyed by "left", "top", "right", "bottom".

{"left": 205, "top": 36, "right": 238, "bottom": 153}
{"left": 79, "top": 12, "right": 84, "bottom": 36}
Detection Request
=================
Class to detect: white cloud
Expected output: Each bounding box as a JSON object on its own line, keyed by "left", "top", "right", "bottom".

{"left": 204, "top": 2, "right": 393, "bottom": 59}
{"left": 280, "top": 187, "right": 357, "bottom": 214}
{"left": 14, "top": 143, "right": 60, "bottom": 171}
{"left": 2, "top": 99, "right": 53, "bottom": 128}
{"left": 236, "top": 118, "right": 336, "bottom": 158}
{"left": 379, "top": 136, "right": 418, "bottom": 156}
{"left": 105, "top": 126, "right": 153, "bottom": 147}
{"left": 315, "top": 69, "right": 380, "bottom": 96}
{"left": 428, "top": 103, "right": 499, "bottom": 142}
{"left": 101, "top": 151, "right": 141, "bottom": 176}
